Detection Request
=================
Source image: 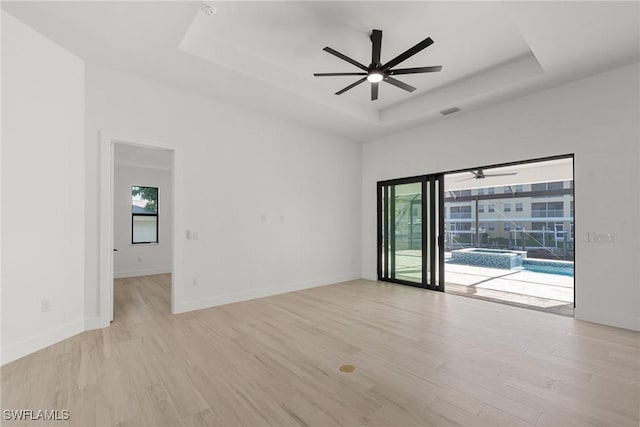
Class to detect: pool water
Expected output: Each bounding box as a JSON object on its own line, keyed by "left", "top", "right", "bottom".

{"left": 523, "top": 265, "right": 574, "bottom": 277}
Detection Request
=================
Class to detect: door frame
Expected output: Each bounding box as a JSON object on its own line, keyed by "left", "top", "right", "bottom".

{"left": 441, "top": 153, "right": 575, "bottom": 309}
{"left": 99, "top": 131, "right": 183, "bottom": 327}
{"left": 377, "top": 153, "right": 575, "bottom": 308}
{"left": 377, "top": 174, "right": 445, "bottom": 291}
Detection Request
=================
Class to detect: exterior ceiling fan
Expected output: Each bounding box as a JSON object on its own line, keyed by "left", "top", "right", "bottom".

{"left": 313, "top": 29, "right": 442, "bottom": 101}
{"left": 456, "top": 169, "right": 518, "bottom": 182}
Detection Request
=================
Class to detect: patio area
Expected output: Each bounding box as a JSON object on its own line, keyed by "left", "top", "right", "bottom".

{"left": 444, "top": 261, "right": 574, "bottom": 316}
{"left": 393, "top": 250, "right": 574, "bottom": 316}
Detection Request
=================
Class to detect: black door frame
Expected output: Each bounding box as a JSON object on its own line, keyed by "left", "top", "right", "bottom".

{"left": 377, "top": 174, "right": 445, "bottom": 291}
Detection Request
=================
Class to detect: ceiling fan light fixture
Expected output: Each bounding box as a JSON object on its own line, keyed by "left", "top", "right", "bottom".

{"left": 367, "top": 71, "right": 384, "bottom": 83}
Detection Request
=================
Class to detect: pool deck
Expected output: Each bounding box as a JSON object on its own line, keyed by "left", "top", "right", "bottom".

{"left": 444, "top": 262, "right": 574, "bottom": 316}
{"left": 393, "top": 250, "right": 574, "bottom": 316}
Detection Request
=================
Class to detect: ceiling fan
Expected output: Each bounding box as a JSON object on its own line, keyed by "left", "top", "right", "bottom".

{"left": 313, "top": 29, "right": 442, "bottom": 101}
{"left": 456, "top": 169, "right": 518, "bottom": 182}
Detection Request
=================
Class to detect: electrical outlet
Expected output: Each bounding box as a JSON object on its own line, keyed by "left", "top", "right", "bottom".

{"left": 586, "top": 232, "right": 615, "bottom": 243}
{"left": 41, "top": 299, "right": 51, "bottom": 312}
{"left": 192, "top": 278, "right": 199, "bottom": 287}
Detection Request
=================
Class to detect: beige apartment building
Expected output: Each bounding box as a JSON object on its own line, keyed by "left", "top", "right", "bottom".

{"left": 445, "top": 180, "right": 574, "bottom": 256}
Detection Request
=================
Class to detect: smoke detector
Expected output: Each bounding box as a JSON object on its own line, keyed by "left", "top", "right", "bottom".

{"left": 201, "top": 1, "right": 216, "bottom": 16}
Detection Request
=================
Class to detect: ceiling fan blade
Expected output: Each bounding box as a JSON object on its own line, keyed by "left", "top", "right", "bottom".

{"left": 383, "top": 76, "right": 416, "bottom": 92}
{"left": 323, "top": 47, "right": 368, "bottom": 71}
{"left": 371, "top": 29, "right": 382, "bottom": 65}
{"left": 335, "top": 77, "right": 367, "bottom": 95}
{"left": 313, "top": 72, "right": 367, "bottom": 77}
{"left": 388, "top": 66, "right": 442, "bottom": 75}
{"left": 371, "top": 82, "right": 379, "bottom": 101}
{"left": 484, "top": 172, "right": 518, "bottom": 177}
{"left": 382, "top": 37, "right": 434, "bottom": 70}
{"left": 456, "top": 177, "right": 477, "bottom": 182}
{"left": 471, "top": 170, "right": 481, "bottom": 178}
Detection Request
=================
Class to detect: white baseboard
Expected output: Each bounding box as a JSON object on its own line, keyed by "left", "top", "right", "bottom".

{"left": 362, "top": 272, "right": 377, "bottom": 281}
{"left": 114, "top": 267, "right": 171, "bottom": 279}
{"left": 1, "top": 319, "right": 84, "bottom": 365}
{"left": 175, "top": 272, "right": 361, "bottom": 314}
{"left": 84, "top": 316, "right": 108, "bottom": 331}
{"left": 574, "top": 308, "right": 640, "bottom": 331}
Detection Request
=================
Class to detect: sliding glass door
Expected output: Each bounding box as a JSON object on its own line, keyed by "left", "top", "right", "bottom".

{"left": 378, "top": 175, "right": 444, "bottom": 291}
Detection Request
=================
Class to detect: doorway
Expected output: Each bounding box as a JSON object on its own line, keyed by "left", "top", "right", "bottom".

{"left": 443, "top": 156, "right": 575, "bottom": 316}
{"left": 99, "top": 133, "right": 180, "bottom": 327}
{"left": 377, "top": 174, "right": 444, "bottom": 291}
{"left": 112, "top": 143, "right": 174, "bottom": 321}
{"left": 376, "top": 155, "right": 575, "bottom": 316}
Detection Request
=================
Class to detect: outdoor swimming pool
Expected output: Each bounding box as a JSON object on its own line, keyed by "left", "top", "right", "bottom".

{"left": 448, "top": 247, "right": 574, "bottom": 277}
{"left": 522, "top": 259, "right": 575, "bottom": 277}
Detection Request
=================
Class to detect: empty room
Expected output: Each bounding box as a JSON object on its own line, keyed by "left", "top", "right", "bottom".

{"left": 1, "top": 1, "right": 639, "bottom": 426}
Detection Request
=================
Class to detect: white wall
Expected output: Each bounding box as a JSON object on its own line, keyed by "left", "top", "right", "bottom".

{"left": 362, "top": 63, "right": 640, "bottom": 331}
{"left": 1, "top": 12, "right": 85, "bottom": 363}
{"left": 113, "top": 163, "right": 172, "bottom": 278}
{"left": 85, "top": 65, "right": 362, "bottom": 318}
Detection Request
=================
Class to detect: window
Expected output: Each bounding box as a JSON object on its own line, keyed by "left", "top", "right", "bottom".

{"left": 488, "top": 223, "right": 495, "bottom": 231}
{"left": 548, "top": 202, "right": 564, "bottom": 217}
{"left": 449, "top": 222, "right": 472, "bottom": 231}
{"left": 515, "top": 202, "right": 523, "bottom": 212}
{"left": 477, "top": 188, "right": 484, "bottom": 196}
{"left": 478, "top": 204, "right": 484, "bottom": 213}
{"left": 504, "top": 223, "right": 512, "bottom": 231}
{"left": 547, "top": 181, "right": 564, "bottom": 190}
{"left": 488, "top": 187, "right": 495, "bottom": 194}
{"left": 132, "top": 186, "right": 158, "bottom": 244}
{"left": 450, "top": 205, "right": 472, "bottom": 219}
{"left": 515, "top": 184, "right": 523, "bottom": 193}
{"left": 504, "top": 203, "right": 511, "bottom": 212}
{"left": 532, "top": 201, "right": 563, "bottom": 218}
{"left": 532, "top": 181, "right": 565, "bottom": 192}
{"left": 454, "top": 190, "right": 472, "bottom": 197}
{"left": 503, "top": 186, "right": 511, "bottom": 194}
{"left": 488, "top": 204, "right": 495, "bottom": 213}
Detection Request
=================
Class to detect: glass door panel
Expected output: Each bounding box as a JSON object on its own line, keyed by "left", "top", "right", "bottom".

{"left": 392, "top": 182, "right": 423, "bottom": 284}
{"left": 378, "top": 175, "right": 444, "bottom": 290}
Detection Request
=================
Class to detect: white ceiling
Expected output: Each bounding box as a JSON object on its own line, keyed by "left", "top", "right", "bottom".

{"left": 3, "top": 1, "right": 639, "bottom": 142}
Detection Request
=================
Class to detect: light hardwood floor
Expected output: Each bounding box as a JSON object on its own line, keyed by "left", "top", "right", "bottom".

{"left": 2, "top": 274, "right": 639, "bottom": 426}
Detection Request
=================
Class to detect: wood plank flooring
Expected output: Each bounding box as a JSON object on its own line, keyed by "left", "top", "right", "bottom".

{"left": 2, "top": 274, "right": 639, "bottom": 426}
